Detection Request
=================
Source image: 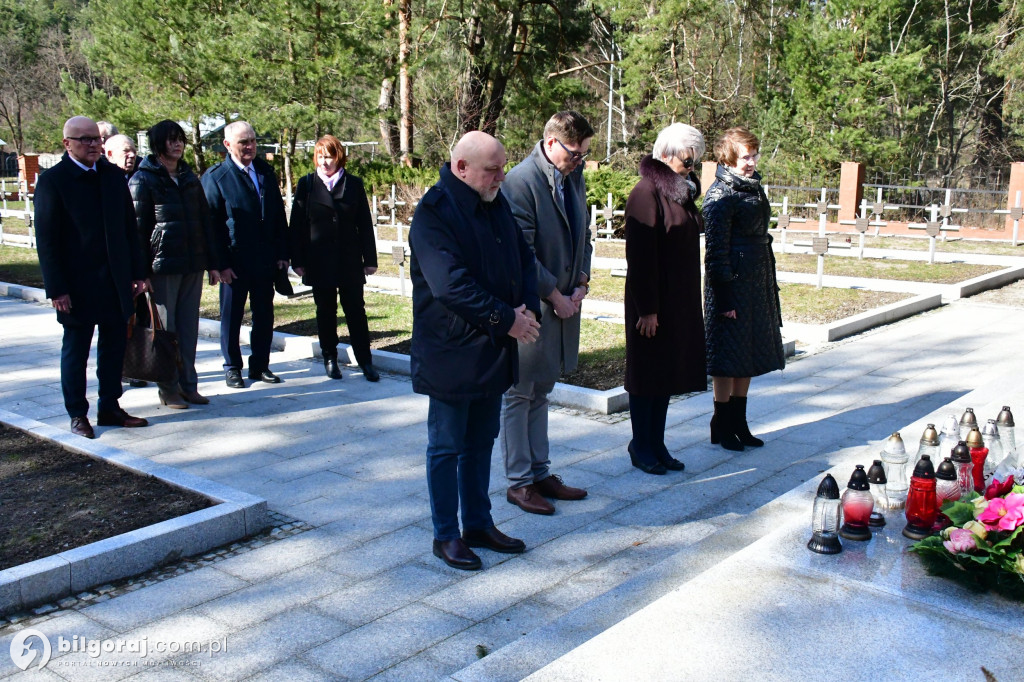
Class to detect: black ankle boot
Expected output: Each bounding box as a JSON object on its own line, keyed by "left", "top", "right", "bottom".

{"left": 711, "top": 400, "right": 744, "bottom": 452}
{"left": 730, "top": 396, "right": 764, "bottom": 447}
{"left": 324, "top": 356, "right": 342, "bottom": 379}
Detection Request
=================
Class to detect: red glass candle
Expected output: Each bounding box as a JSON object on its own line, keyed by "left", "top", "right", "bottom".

{"left": 969, "top": 446, "right": 989, "bottom": 492}
{"left": 840, "top": 465, "right": 874, "bottom": 541}
{"left": 903, "top": 455, "right": 937, "bottom": 540}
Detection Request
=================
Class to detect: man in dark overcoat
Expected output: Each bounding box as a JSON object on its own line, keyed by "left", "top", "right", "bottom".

{"left": 202, "top": 121, "right": 289, "bottom": 388}
{"left": 410, "top": 131, "right": 542, "bottom": 571}
{"left": 500, "top": 111, "right": 594, "bottom": 515}
{"left": 35, "top": 116, "right": 150, "bottom": 439}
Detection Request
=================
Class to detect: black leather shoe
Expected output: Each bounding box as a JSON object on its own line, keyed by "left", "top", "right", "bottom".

{"left": 432, "top": 538, "right": 482, "bottom": 570}
{"left": 360, "top": 363, "right": 380, "bottom": 382}
{"left": 462, "top": 526, "right": 526, "bottom": 554}
{"left": 628, "top": 442, "right": 667, "bottom": 475}
{"left": 225, "top": 368, "right": 245, "bottom": 389}
{"left": 249, "top": 369, "right": 282, "bottom": 384}
{"left": 125, "top": 378, "right": 148, "bottom": 388}
{"left": 324, "top": 357, "right": 342, "bottom": 380}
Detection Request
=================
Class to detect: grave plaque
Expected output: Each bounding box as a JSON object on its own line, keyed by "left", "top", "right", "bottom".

{"left": 873, "top": 201, "right": 884, "bottom": 215}
{"left": 925, "top": 221, "right": 942, "bottom": 237}
{"left": 854, "top": 217, "right": 870, "bottom": 233}
{"left": 391, "top": 246, "right": 406, "bottom": 265}
{"left": 1011, "top": 206, "right": 1024, "bottom": 221}
{"left": 816, "top": 201, "right": 827, "bottom": 215}
{"left": 811, "top": 237, "right": 829, "bottom": 255}
{"left": 776, "top": 214, "right": 791, "bottom": 229}
{"left": 601, "top": 206, "right": 615, "bottom": 221}
{"left": 940, "top": 204, "right": 952, "bottom": 218}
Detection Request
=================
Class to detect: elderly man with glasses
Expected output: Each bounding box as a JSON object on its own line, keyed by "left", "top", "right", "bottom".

{"left": 34, "top": 116, "right": 150, "bottom": 438}
{"left": 498, "top": 110, "right": 595, "bottom": 516}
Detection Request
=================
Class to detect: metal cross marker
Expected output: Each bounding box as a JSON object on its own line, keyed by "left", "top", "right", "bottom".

{"left": 392, "top": 246, "right": 408, "bottom": 296}
{"left": 838, "top": 199, "right": 887, "bottom": 259}
{"left": 995, "top": 191, "right": 1023, "bottom": 246}
{"left": 908, "top": 202, "right": 961, "bottom": 264}
{"left": 591, "top": 193, "right": 624, "bottom": 241}
{"left": 768, "top": 195, "right": 807, "bottom": 253}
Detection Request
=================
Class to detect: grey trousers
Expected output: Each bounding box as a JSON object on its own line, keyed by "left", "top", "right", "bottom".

{"left": 150, "top": 271, "right": 204, "bottom": 394}
{"left": 500, "top": 379, "right": 557, "bottom": 489}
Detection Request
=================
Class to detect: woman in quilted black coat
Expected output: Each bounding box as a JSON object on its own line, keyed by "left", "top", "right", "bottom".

{"left": 702, "top": 127, "right": 785, "bottom": 452}
{"left": 130, "top": 120, "right": 221, "bottom": 409}
{"left": 623, "top": 123, "right": 708, "bottom": 475}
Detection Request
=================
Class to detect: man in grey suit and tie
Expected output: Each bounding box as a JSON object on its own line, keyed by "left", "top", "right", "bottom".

{"left": 500, "top": 111, "right": 594, "bottom": 515}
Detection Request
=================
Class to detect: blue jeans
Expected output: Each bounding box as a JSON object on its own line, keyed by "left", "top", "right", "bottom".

{"left": 426, "top": 394, "right": 501, "bottom": 541}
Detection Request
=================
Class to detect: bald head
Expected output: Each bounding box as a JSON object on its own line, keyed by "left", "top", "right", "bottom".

{"left": 63, "top": 116, "right": 103, "bottom": 167}
{"left": 451, "top": 131, "right": 506, "bottom": 202}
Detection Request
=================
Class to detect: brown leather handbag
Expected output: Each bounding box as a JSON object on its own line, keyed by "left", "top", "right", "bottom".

{"left": 123, "top": 293, "right": 180, "bottom": 383}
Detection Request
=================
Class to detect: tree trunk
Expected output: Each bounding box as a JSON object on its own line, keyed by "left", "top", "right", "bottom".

{"left": 188, "top": 114, "right": 206, "bottom": 174}
{"left": 282, "top": 128, "right": 296, "bottom": 211}
{"left": 398, "top": 0, "right": 413, "bottom": 166}
{"left": 378, "top": 77, "right": 399, "bottom": 162}
{"left": 460, "top": 17, "right": 487, "bottom": 133}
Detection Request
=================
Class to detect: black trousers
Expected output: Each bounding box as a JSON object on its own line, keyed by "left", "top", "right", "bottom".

{"left": 220, "top": 273, "right": 275, "bottom": 372}
{"left": 61, "top": 319, "right": 126, "bottom": 418}
{"left": 313, "top": 283, "right": 371, "bottom": 367}
{"left": 628, "top": 393, "right": 671, "bottom": 465}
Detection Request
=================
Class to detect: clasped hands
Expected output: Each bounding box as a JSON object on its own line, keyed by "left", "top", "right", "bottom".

{"left": 508, "top": 305, "right": 541, "bottom": 343}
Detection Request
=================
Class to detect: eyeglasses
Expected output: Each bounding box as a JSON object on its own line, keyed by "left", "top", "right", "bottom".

{"left": 67, "top": 136, "right": 103, "bottom": 145}
{"left": 555, "top": 139, "right": 588, "bottom": 162}
{"left": 740, "top": 153, "right": 761, "bottom": 163}
{"left": 678, "top": 156, "right": 695, "bottom": 170}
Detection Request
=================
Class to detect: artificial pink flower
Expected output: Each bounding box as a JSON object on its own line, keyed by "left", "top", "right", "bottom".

{"left": 976, "top": 493, "right": 1024, "bottom": 532}
{"left": 943, "top": 527, "right": 978, "bottom": 553}
{"left": 985, "top": 476, "right": 1015, "bottom": 500}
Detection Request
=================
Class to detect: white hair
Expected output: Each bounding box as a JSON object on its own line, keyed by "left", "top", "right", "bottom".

{"left": 223, "top": 120, "right": 254, "bottom": 141}
{"left": 103, "top": 134, "right": 135, "bottom": 154}
{"left": 652, "top": 123, "right": 706, "bottom": 163}
{"left": 97, "top": 121, "right": 118, "bottom": 138}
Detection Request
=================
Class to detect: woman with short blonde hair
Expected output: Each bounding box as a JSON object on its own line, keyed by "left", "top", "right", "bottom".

{"left": 702, "top": 127, "right": 785, "bottom": 451}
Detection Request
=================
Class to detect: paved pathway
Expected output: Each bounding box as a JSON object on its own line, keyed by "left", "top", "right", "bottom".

{"left": 1, "top": 287, "right": 1023, "bottom": 680}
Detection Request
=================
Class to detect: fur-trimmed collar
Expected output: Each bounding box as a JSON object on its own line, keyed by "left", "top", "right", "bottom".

{"left": 638, "top": 155, "right": 698, "bottom": 205}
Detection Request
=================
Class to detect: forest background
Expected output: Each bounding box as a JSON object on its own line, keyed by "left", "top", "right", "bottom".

{"left": 2, "top": 0, "right": 1023, "bottom": 197}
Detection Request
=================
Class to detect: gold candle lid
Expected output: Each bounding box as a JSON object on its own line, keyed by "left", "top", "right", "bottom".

{"left": 966, "top": 427, "right": 985, "bottom": 449}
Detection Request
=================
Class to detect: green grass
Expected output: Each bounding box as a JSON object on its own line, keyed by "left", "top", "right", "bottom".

{"left": 0, "top": 245, "right": 44, "bottom": 287}
{"left": 774, "top": 252, "right": 1000, "bottom": 283}
{"left": 0, "top": 215, "right": 30, "bottom": 236}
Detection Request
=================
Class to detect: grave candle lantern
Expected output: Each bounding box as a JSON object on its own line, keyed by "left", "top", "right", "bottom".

{"left": 916, "top": 424, "right": 940, "bottom": 467}
{"left": 951, "top": 441, "right": 974, "bottom": 499}
{"left": 959, "top": 408, "right": 978, "bottom": 441}
{"left": 939, "top": 415, "right": 961, "bottom": 462}
{"left": 967, "top": 427, "right": 989, "bottom": 493}
{"left": 840, "top": 465, "right": 874, "bottom": 541}
{"left": 808, "top": 474, "right": 842, "bottom": 555}
{"left": 881, "top": 432, "right": 909, "bottom": 510}
{"left": 866, "top": 460, "right": 888, "bottom": 527}
{"left": 903, "top": 455, "right": 938, "bottom": 540}
{"left": 934, "top": 457, "right": 961, "bottom": 510}
{"left": 981, "top": 419, "right": 1003, "bottom": 479}
{"left": 997, "top": 406, "right": 1016, "bottom": 460}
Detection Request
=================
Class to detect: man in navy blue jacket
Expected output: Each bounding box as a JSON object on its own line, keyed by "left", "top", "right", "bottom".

{"left": 35, "top": 116, "right": 150, "bottom": 438}
{"left": 202, "top": 121, "right": 289, "bottom": 388}
{"left": 410, "top": 131, "right": 542, "bottom": 570}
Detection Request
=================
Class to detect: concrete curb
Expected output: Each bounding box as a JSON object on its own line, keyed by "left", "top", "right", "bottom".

{"left": 0, "top": 409, "right": 268, "bottom": 617}
{"left": 945, "top": 263, "right": 1024, "bottom": 301}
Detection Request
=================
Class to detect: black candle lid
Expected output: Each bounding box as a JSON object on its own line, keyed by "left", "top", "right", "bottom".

{"left": 866, "top": 460, "right": 887, "bottom": 485}
{"left": 912, "top": 454, "right": 936, "bottom": 479}
{"left": 935, "top": 457, "right": 957, "bottom": 481}
{"left": 846, "top": 464, "right": 870, "bottom": 491}
{"left": 951, "top": 441, "right": 972, "bottom": 463}
{"left": 816, "top": 473, "right": 840, "bottom": 499}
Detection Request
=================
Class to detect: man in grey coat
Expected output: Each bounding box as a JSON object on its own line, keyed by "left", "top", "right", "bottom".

{"left": 500, "top": 111, "right": 594, "bottom": 515}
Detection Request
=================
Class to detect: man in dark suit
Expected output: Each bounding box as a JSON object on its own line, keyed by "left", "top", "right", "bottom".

{"left": 202, "top": 121, "right": 289, "bottom": 388}
{"left": 35, "top": 116, "right": 150, "bottom": 439}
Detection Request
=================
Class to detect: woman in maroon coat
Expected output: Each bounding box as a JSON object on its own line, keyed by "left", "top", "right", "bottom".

{"left": 623, "top": 123, "right": 708, "bottom": 475}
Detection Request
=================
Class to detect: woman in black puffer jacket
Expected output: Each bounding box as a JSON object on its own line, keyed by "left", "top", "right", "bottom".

{"left": 702, "top": 127, "right": 785, "bottom": 452}
{"left": 130, "top": 120, "right": 221, "bottom": 409}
